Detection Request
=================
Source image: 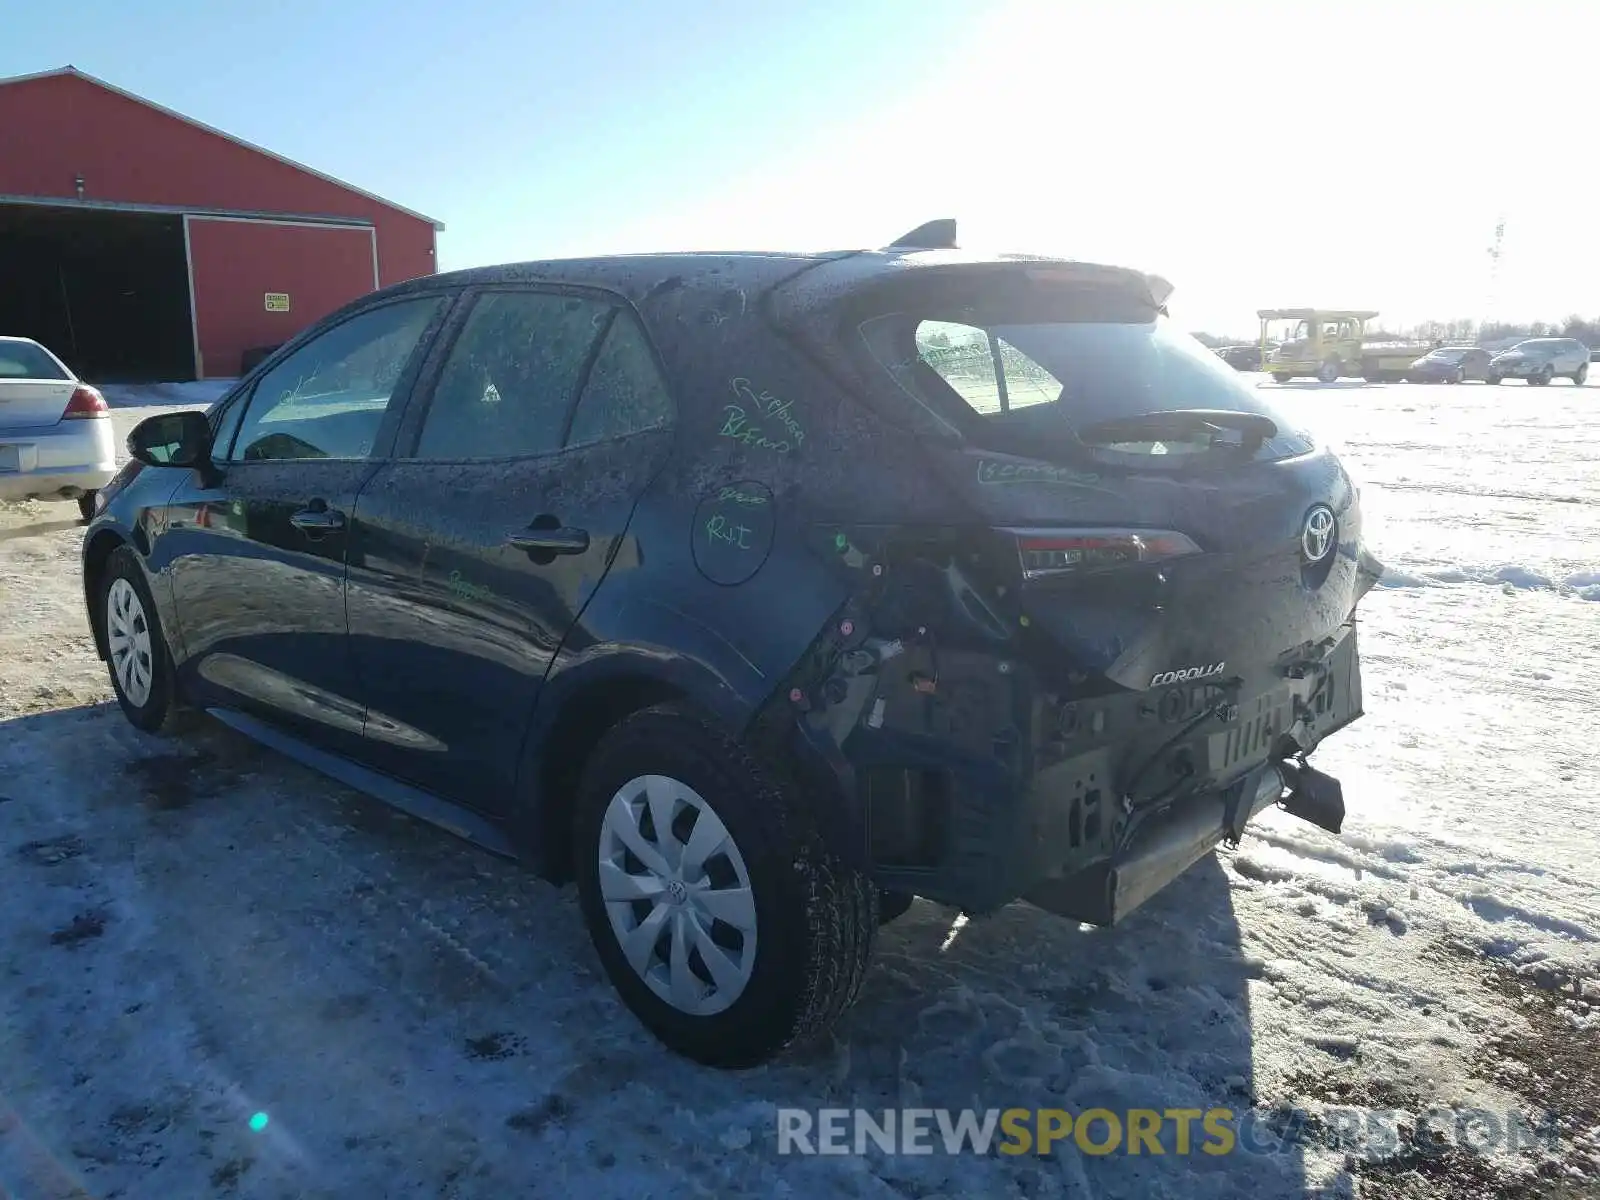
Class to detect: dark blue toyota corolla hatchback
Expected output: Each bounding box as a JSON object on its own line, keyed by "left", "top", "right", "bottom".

{"left": 82, "top": 221, "right": 1383, "bottom": 1067}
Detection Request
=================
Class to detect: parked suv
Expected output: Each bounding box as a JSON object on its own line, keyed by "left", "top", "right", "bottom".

{"left": 81, "top": 226, "right": 1383, "bottom": 1066}
{"left": 1487, "top": 338, "right": 1590, "bottom": 385}
{"left": 1216, "top": 343, "right": 1265, "bottom": 371}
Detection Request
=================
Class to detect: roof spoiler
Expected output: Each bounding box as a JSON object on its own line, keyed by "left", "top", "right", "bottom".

{"left": 887, "top": 218, "right": 957, "bottom": 250}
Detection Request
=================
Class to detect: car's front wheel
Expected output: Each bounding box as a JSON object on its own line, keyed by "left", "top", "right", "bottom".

{"left": 100, "top": 546, "right": 180, "bottom": 732}
{"left": 1574, "top": 364, "right": 1588, "bottom": 385}
{"left": 1317, "top": 360, "right": 1340, "bottom": 383}
{"left": 1272, "top": 373, "right": 1294, "bottom": 384}
{"left": 573, "top": 703, "right": 877, "bottom": 1067}
{"left": 1487, "top": 374, "right": 1502, "bottom": 385}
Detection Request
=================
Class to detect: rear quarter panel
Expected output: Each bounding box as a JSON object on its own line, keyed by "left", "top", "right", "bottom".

{"left": 578, "top": 265, "right": 970, "bottom": 706}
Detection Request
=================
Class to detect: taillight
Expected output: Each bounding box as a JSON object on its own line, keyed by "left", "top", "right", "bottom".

{"left": 62, "top": 384, "right": 109, "bottom": 419}
{"left": 1011, "top": 528, "right": 1201, "bottom": 580}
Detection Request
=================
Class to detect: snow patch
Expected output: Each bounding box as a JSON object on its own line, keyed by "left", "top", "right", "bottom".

{"left": 1424, "top": 563, "right": 1553, "bottom": 589}
{"left": 1378, "top": 567, "right": 1439, "bottom": 589}
{"left": 98, "top": 380, "right": 235, "bottom": 409}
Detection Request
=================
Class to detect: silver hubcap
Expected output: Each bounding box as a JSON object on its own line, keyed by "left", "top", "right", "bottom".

{"left": 105, "top": 577, "right": 154, "bottom": 708}
{"left": 597, "top": 774, "right": 757, "bottom": 1016}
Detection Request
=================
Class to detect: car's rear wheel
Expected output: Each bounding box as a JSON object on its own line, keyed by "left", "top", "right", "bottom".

{"left": 572, "top": 703, "right": 877, "bottom": 1067}
{"left": 1574, "top": 364, "right": 1587, "bottom": 385}
{"left": 1488, "top": 374, "right": 1502, "bottom": 385}
{"left": 101, "top": 547, "right": 180, "bottom": 733}
{"left": 1272, "top": 373, "right": 1294, "bottom": 384}
{"left": 1317, "top": 360, "right": 1340, "bottom": 383}
{"left": 1533, "top": 366, "right": 1553, "bottom": 386}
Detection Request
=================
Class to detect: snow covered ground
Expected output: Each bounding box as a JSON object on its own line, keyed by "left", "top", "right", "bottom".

{"left": 97, "top": 381, "right": 236, "bottom": 411}
{"left": 1, "top": 380, "right": 1597, "bottom": 1199}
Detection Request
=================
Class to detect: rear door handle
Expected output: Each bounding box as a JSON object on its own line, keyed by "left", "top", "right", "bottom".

{"left": 505, "top": 526, "right": 589, "bottom": 554}
{"left": 290, "top": 502, "right": 345, "bottom": 532}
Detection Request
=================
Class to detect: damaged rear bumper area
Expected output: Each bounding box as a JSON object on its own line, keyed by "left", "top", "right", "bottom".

{"left": 1022, "top": 755, "right": 1345, "bottom": 924}
{"left": 776, "top": 612, "right": 1363, "bottom": 927}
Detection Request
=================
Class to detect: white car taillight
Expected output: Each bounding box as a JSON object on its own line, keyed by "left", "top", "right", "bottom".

{"left": 61, "top": 385, "right": 109, "bottom": 419}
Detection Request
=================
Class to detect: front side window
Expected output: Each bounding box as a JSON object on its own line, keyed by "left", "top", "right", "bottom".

{"left": 415, "top": 291, "right": 612, "bottom": 459}
{"left": 225, "top": 298, "right": 443, "bottom": 462}
{"left": 208, "top": 390, "right": 249, "bottom": 461}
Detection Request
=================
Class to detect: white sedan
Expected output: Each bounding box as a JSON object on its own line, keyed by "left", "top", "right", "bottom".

{"left": 0, "top": 336, "right": 118, "bottom": 519}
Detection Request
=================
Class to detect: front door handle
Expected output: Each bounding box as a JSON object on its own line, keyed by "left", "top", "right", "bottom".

{"left": 290, "top": 501, "right": 345, "bottom": 532}
{"left": 505, "top": 525, "right": 589, "bottom": 555}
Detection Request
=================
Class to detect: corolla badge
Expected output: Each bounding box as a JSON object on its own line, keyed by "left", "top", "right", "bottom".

{"left": 1301, "top": 504, "right": 1337, "bottom": 563}
{"left": 1150, "top": 662, "right": 1226, "bottom": 688}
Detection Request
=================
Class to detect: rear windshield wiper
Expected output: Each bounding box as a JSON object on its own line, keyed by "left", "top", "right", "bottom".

{"left": 1076, "top": 408, "right": 1277, "bottom": 453}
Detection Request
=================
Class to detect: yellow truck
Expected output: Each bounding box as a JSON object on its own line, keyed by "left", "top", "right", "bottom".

{"left": 1258, "top": 309, "right": 1432, "bottom": 384}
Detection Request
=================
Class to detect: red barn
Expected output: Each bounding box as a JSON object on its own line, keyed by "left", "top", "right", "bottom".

{"left": 0, "top": 66, "right": 443, "bottom": 381}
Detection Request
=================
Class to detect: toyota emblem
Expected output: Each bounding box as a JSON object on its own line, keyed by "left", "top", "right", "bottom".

{"left": 1301, "top": 505, "right": 1337, "bottom": 563}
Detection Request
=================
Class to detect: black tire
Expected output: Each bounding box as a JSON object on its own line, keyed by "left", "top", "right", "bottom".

{"left": 572, "top": 703, "right": 877, "bottom": 1067}
{"left": 1488, "top": 374, "right": 1502, "bottom": 385}
{"left": 878, "top": 890, "right": 916, "bottom": 926}
{"left": 1574, "top": 365, "right": 1587, "bottom": 385}
{"left": 1533, "top": 366, "right": 1553, "bottom": 386}
{"left": 1317, "top": 360, "right": 1340, "bottom": 383}
{"left": 1272, "top": 373, "right": 1294, "bottom": 384}
{"left": 77, "top": 492, "right": 97, "bottom": 522}
{"left": 99, "top": 546, "right": 181, "bottom": 733}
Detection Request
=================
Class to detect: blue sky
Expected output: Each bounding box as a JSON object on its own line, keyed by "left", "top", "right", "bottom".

{"left": 5, "top": 0, "right": 978, "bottom": 267}
{"left": 8, "top": 0, "right": 1599, "bottom": 335}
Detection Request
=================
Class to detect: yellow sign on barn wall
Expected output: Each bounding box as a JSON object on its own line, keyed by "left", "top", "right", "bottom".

{"left": 264, "top": 293, "right": 290, "bottom": 312}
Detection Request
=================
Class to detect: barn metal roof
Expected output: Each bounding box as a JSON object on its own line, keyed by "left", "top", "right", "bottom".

{"left": 0, "top": 65, "right": 445, "bottom": 231}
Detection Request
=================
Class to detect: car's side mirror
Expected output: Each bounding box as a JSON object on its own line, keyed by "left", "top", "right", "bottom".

{"left": 127, "top": 410, "right": 218, "bottom": 483}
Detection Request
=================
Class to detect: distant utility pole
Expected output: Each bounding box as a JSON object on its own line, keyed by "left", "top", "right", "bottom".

{"left": 1484, "top": 215, "right": 1506, "bottom": 333}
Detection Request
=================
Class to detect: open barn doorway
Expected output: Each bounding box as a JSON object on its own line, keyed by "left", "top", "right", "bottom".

{"left": 0, "top": 202, "right": 194, "bottom": 382}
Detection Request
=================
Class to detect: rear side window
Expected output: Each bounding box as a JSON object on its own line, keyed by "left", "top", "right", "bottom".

{"left": 0, "top": 341, "right": 69, "bottom": 380}
{"left": 915, "top": 321, "right": 1062, "bottom": 415}
{"left": 856, "top": 273, "right": 1312, "bottom": 464}
{"left": 415, "top": 292, "right": 612, "bottom": 459}
{"left": 565, "top": 312, "right": 675, "bottom": 447}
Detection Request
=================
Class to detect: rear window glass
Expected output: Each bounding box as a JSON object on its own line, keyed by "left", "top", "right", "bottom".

{"left": 854, "top": 276, "right": 1312, "bottom": 463}
{"left": 0, "top": 342, "right": 69, "bottom": 380}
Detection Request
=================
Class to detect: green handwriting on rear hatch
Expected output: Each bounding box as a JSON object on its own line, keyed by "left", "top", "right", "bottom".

{"left": 977, "top": 460, "right": 1102, "bottom": 486}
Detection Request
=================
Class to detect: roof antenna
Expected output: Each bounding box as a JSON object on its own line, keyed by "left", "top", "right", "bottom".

{"left": 887, "top": 219, "right": 957, "bottom": 250}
